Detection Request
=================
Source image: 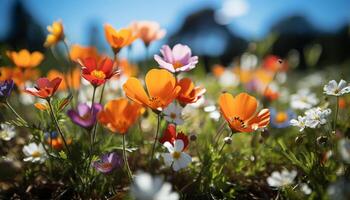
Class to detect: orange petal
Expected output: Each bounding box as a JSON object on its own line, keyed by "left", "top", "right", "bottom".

{"left": 123, "top": 77, "right": 149, "bottom": 106}
{"left": 232, "top": 93, "right": 257, "bottom": 120}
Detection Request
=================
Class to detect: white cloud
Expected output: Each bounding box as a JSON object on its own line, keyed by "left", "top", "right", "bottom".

{"left": 215, "top": 0, "right": 250, "bottom": 25}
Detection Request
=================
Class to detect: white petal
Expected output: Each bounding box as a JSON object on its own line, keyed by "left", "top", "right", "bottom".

{"left": 162, "top": 153, "right": 173, "bottom": 166}
{"left": 163, "top": 142, "right": 174, "bottom": 153}
{"left": 174, "top": 140, "right": 184, "bottom": 152}
{"left": 172, "top": 160, "right": 181, "bottom": 171}
{"left": 178, "top": 152, "right": 192, "bottom": 169}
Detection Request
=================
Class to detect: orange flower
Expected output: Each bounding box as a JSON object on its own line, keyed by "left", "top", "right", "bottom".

{"left": 44, "top": 20, "right": 64, "bottom": 47}
{"left": 339, "top": 97, "right": 347, "bottom": 109}
{"left": 47, "top": 68, "right": 81, "bottom": 91}
{"left": 78, "top": 57, "right": 116, "bottom": 87}
{"left": 212, "top": 64, "right": 225, "bottom": 78}
{"left": 7, "top": 49, "right": 44, "bottom": 68}
{"left": 98, "top": 98, "right": 142, "bottom": 134}
{"left": 12, "top": 68, "right": 41, "bottom": 88}
{"left": 177, "top": 78, "right": 206, "bottom": 105}
{"left": 104, "top": 24, "right": 137, "bottom": 53}
{"left": 69, "top": 44, "right": 100, "bottom": 62}
{"left": 123, "top": 69, "right": 181, "bottom": 112}
{"left": 263, "top": 55, "right": 288, "bottom": 72}
{"left": 115, "top": 58, "right": 138, "bottom": 78}
{"left": 263, "top": 87, "right": 279, "bottom": 101}
{"left": 25, "top": 77, "right": 62, "bottom": 99}
{"left": 129, "top": 20, "right": 166, "bottom": 46}
{"left": 0, "top": 67, "right": 13, "bottom": 81}
{"left": 219, "top": 92, "right": 270, "bottom": 132}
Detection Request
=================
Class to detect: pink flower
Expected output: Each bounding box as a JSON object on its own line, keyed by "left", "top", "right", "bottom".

{"left": 129, "top": 20, "right": 166, "bottom": 46}
{"left": 154, "top": 44, "right": 198, "bottom": 73}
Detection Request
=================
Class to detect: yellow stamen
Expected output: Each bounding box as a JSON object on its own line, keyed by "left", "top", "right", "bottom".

{"left": 31, "top": 151, "right": 41, "bottom": 158}
{"left": 91, "top": 70, "right": 106, "bottom": 79}
{"left": 170, "top": 112, "right": 177, "bottom": 119}
{"left": 173, "top": 61, "right": 183, "bottom": 69}
{"left": 275, "top": 112, "right": 288, "bottom": 123}
{"left": 172, "top": 151, "right": 181, "bottom": 159}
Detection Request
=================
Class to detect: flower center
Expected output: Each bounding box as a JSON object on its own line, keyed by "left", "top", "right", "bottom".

{"left": 275, "top": 112, "right": 288, "bottom": 123}
{"left": 149, "top": 97, "right": 162, "bottom": 110}
{"left": 170, "top": 112, "right": 177, "bottom": 119}
{"left": 31, "top": 151, "right": 41, "bottom": 158}
{"left": 173, "top": 61, "right": 183, "bottom": 69}
{"left": 100, "top": 162, "right": 113, "bottom": 170}
{"left": 172, "top": 151, "right": 181, "bottom": 159}
{"left": 91, "top": 70, "right": 106, "bottom": 80}
{"left": 230, "top": 116, "right": 246, "bottom": 128}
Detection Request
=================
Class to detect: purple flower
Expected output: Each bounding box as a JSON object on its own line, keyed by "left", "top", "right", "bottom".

{"left": 0, "top": 80, "right": 14, "bottom": 100}
{"left": 67, "top": 103, "right": 102, "bottom": 129}
{"left": 92, "top": 152, "right": 123, "bottom": 173}
{"left": 270, "top": 108, "right": 296, "bottom": 128}
{"left": 154, "top": 44, "right": 198, "bottom": 73}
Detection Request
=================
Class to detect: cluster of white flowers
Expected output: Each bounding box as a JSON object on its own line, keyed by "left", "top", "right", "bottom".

{"left": 131, "top": 172, "right": 179, "bottom": 200}
{"left": 290, "top": 107, "right": 331, "bottom": 132}
{"left": 290, "top": 89, "right": 319, "bottom": 110}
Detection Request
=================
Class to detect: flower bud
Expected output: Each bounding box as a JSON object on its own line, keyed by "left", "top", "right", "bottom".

{"left": 224, "top": 137, "right": 232, "bottom": 144}
{"left": 190, "top": 134, "right": 197, "bottom": 141}
{"left": 261, "top": 129, "right": 270, "bottom": 138}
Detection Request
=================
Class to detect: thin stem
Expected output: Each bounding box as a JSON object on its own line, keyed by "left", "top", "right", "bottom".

{"left": 214, "top": 121, "right": 227, "bottom": 147}
{"left": 47, "top": 99, "right": 71, "bottom": 156}
{"left": 5, "top": 100, "right": 26, "bottom": 123}
{"left": 218, "top": 131, "right": 235, "bottom": 155}
{"left": 333, "top": 96, "right": 339, "bottom": 133}
{"left": 123, "top": 134, "right": 133, "bottom": 182}
{"left": 91, "top": 86, "right": 97, "bottom": 107}
{"left": 150, "top": 114, "right": 161, "bottom": 166}
{"left": 63, "top": 39, "right": 74, "bottom": 87}
{"left": 98, "top": 84, "right": 106, "bottom": 104}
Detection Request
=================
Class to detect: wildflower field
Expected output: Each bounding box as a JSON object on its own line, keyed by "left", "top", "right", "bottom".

{"left": 1, "top": 2, "right": 350, "bottom": 199}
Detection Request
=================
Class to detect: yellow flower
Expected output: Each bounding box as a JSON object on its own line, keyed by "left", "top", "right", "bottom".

{"left": 44, "top": 20, "right": 64, "bottom": 47}
{"left": 7, "top": 49, "right": 44, "bottom": 69}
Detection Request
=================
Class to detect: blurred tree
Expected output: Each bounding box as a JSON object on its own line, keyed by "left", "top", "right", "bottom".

{"left": 168, "top": 8, "right": 248, "bottom": 71}
{"left": 0, "top": 0, "right": 45, "bottom": 51}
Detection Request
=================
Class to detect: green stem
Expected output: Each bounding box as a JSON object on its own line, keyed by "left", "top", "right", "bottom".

{"left": 98, "top": 84, "right": 106, "bottom": 104}
{"left": 123, "top": 134, "right": 133, "bottom": 182}
{"left": 150, "top": 114, "right": 161, "bottom": 166}
{"left": 5, "top": 100, "right": 26, "bottom": 123}
{"left": 218, "top": 131, "right": 235, "bottom": 155}
{"left": 333, "top": 96, "right": 339, "bottom": 133}
{"left": 47, "top": 99, "right": 71, "bottom": 156}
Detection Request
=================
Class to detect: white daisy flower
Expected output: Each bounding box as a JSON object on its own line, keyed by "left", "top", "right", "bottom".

{"left": 204, "top": 105, "right": 221, "bottom": 121}
{"left": 324, "top": 79, "right": 350, "bottom": 96}
{"left": 290, "top": 89, "right": 318, "bottom": 110}
{"left": 304, "top": 107, "right": 331, "bottom": 128}
{"left": 22, "top": 143, "right": 47, "bottom": 163}
{"left": 163, "top": 103, "right": 184, "bottom": 125}
{"left": 290, "top": 116, "right": 307, "bottom": 132}
{"left": 267, "top": 169, "right": 297, "bottom": 188}
{"left": 161, "top": 139, "right": 192, "bottom": 171}
{"left": 131, "top": 172, "right": 179, "bottom": 200}
{"left": 0, "top": 123, "right": 16, "bottom": 141}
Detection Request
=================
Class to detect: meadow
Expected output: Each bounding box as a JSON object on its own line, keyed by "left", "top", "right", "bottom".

{"left": 0, "top": 20, "right": 350, "bottom": 200}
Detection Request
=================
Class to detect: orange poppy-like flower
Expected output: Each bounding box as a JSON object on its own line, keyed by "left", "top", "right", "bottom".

{"left": 47, "top": 68, "right": 81, "bottom": 91}
{"left": 7, "top": 49, "right": 44, "bottom": 68}
{"left": 69, "top": 44, "right": 100, "bottom": 62}
{"left": 104, "top": 24, "right": 137, "bottom": 53}
{"left": 219, "top": 92, "right": 270, "bottom": 132}
{"left": 129, "top": 20, "right": 166, "bottom": 46}
{"left": 115, "top": 58, "right": 138, "bottom": 78}
{"left": 78, "top": 57, "right": 117, "bottom": 87}
{"left": 44, "top": 20, "right": 64, "bottom": 47}
{"left": 98, "top": 98, "right": 142, "bottom": 134}
{"left": 123, "top": 69, "right": 181, "bottom": 112}
{"left": 177, "top": 78, "right": 206, "bottom": 105}
{"left": 25, "top": 77, "right": 62, "bottom": 99}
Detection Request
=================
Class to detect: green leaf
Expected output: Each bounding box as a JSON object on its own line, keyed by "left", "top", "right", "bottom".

{"left": 59, "top": 151, "right": 67, "bottom": 160}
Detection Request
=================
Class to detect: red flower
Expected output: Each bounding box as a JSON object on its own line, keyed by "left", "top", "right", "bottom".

{"left": 25, "top": 77, "right": 62, "bottom": 99}
{"left": 159, "top": 124, "right": 189, "bottom": 150}
{"left": 79, "top": 57, "right": 117, "bottom": 87}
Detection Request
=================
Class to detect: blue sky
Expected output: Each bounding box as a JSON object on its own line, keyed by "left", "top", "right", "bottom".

{"left": 0, "top": 0, "right": 349, "bottom": 57}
